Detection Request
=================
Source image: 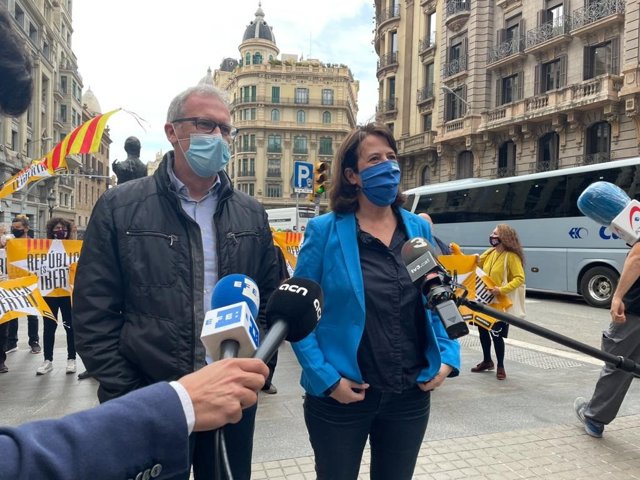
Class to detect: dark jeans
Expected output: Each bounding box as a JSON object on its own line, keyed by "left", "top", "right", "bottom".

{"left": 304, "top": 386, "right": 431, "bottom": 480}
{"left": 0, "top": 322, "right": 8, "bottom": 364}
{"left": 185, "top": 403, "right": 257, "bottom": 480}
{"left": 43, "top": 296, "right": 75, "bottom": 361}
{"left": 265, "top": 349, "right": 278, "bottom": 388}
{"left": 6, "top": 315, "right": 39, "bottom": 348}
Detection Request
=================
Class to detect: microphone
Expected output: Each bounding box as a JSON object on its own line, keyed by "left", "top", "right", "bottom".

{"left": 401, "top": 237, "right": 469, "bottom": 339}
{"left": 577, "top": 181, "right": 640, "bottom": 245}
{"left": 253, "top": 277, "right": 322, "bottom": 363}
{"left": 200, "top": 274, "right": 261, "bottom": 360}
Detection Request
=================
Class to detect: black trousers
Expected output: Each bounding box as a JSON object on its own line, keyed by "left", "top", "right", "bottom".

{"left": 43, "top": 296, "right": 75, "bottom": 361}
{"left": 0, "top": 322, "right": 8, "bottom": 364}
{"left": 6, "top": 315, "right": 39, "bottom": 348}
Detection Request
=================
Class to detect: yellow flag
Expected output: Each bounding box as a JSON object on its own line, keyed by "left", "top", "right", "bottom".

{"left": 272, "top": 230, "right": 304, "bottom": 276}
{"left": 0, "top": 275, "right": 55, "bottom": 325}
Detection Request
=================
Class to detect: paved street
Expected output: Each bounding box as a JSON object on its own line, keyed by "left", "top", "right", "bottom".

{"left": 2, "top": 293, "right": 640, "bottom": 478}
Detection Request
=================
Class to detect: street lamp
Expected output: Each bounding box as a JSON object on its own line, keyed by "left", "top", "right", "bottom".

{"left": 46, "top": 190, "right": 56, "bottom": 219}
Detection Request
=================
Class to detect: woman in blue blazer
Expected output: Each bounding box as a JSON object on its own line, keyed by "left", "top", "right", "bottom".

{"left": 292, "top": 123, "right": 461, "bottom": 480}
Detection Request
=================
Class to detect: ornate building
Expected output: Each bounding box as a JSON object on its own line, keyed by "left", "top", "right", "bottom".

{"left": 213, "top": 4, "right": 359, "bottom": 209}
{"left": 374, "top": 0, "right": 638, "bottom": 191}
{"left": 0, "top": 0, "right": 88, "bottom": 234}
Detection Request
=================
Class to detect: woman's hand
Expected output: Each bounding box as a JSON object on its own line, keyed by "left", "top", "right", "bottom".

{"left": 330, "top": 378, "right": 370, "bottom": 404}
{"left": 490, "top": 286, "right": 501, "bottom": 296}
{"left": 419, "top": 364, "right": 453, "bottom": 392}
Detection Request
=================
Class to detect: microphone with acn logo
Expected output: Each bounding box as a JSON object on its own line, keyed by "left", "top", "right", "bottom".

{"left": 253, "top": 277, "right": 322, "bottom": 363}
{"left": 200, "top": 274, "right": 261, "bottom": 360}
{"left": 577, "top": 181, "right": 640, "bottom": 246}
{"left": 401, "top": 237, "right": 469, "bottom": 339}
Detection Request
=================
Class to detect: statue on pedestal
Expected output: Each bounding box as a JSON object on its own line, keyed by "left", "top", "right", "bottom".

{"left": 112, "top": 136, "right": 147, "bottom": 185}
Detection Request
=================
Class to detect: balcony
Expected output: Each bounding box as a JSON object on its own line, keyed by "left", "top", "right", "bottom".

{"left": 525, "top": 17, "right": 571, "bottom": 54}
{"left": 293, "top": 147, "right": 308, "bottom": 155}
{"left": 575, "top": 152, "right": 613, "bottom": 166}
{"left": 442, "top": 56, "right": 467, "bottom": 79}
{"left": 397, "top": 131, "right": 436, "bottom": 155}
{"left": 570, "top": 0, "right": 624, "bottom": 36}
{"left": 492, "top": 166, "right": 516, "bottom": 178}
{"left": 417, "top": 84, "right": 435, "bottom": 107}
{"left": 267, "top": 145, "right": 282, "bottom": 153}
{"left": 418, "top": 33, "right": 437, "bottom": 61}
{"left": 231, "top": 96, "right": 352, "bottom": 108}
{"left": 487, "top": 36, "right": 525, "bottom": 69}
{"left": 377, "top": 97, "right": 398, "bottom": 116}
{"left": 377, "top": 51, "right": 399, "bottom": 76}
{"left": 377, "top": 4, "right": 400, "bottom": 27}
{"left": 237, "top": 170, "right": 256, "bottom": 178}
{"left": 237, "top": 144, "right": 257, "bottom": 153}
{"left": 445, "top": 0, "right": 470, "bottom": 30}
{"left": 266, "top": 169, "right": 281, "bottom": 178}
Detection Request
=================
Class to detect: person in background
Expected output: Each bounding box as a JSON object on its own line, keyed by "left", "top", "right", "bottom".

{"left": 36, "top": 217, "right": 76, "bottom": 375}
{"left": 292, "top": 123, "right": 461, "bottom": 480}
{"left": 5, "top": 216, "right": 40, "bottom": 355}
{"left": 574, "top": 240, "right": 640, "bottom": 438}
{"left": 473, "top": 223, "right": 525, "bottom": 380}
{"left": 418, "top": 212, "right": 451, "bottom": 255}
{"left": 73, "top": 84, "right": 279, "bottom": 480}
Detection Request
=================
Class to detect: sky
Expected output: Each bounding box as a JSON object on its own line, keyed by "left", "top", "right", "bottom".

{"left": 72, "top": 0, "right": 379, "bottom": 164}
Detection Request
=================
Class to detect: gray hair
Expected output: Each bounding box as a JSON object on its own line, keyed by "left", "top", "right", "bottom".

{"left": 166, "top": 85, "right": 231, "bottom": 122}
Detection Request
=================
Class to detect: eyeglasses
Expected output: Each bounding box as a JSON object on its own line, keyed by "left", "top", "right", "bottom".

{"left": 171, "top": 117, "right": 238, "bottom": 138}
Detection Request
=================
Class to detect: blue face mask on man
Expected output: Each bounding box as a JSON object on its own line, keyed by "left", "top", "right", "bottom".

{"left": 180, "top": 133, "right": 231, "bottom": 178}
{"left": 359, "top": 160, "right": 401, "bottom": 207}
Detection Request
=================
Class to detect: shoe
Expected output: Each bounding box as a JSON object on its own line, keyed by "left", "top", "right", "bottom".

{"left": 29, "top": 342, "right": 41, "bottom": 354}
{"left": 36, "top": 360, "right": 53, "bottom": 375}
{"left": 66, "top": 359, "right": 76, "bottom": 374}
{"left": 77, "top": 370, "right": 91, "bottom": 380}
{"left": 5, "top": 345, "right": 17, "bottom": 354}
{"left": 496, "top": 367, "right": 506, "bottom": 380}
{"left": 0, "top": 362, "right": 7, "bottom": 373}
{"left": 471, "top": 360, "right": 495, "bottom": 372}
{"left": 574, "top": 397, "right": 604, "bottom": 438}
{"left": 261, "top": 384, "right": 278, "bottom": 394}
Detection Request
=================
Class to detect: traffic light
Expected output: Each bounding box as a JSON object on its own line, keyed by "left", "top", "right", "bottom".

{"left": 313, "top": 161, "right": 329, "bottom": 196}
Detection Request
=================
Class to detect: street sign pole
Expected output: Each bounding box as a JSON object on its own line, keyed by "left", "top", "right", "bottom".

{"left": 295, "top": 192, "right": 300, "bottom": 231}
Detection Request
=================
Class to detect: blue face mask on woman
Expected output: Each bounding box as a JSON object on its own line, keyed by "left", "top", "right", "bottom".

{"left": 182, "top": 133, "right": 231, "bottom": 178}
{"left": 359, "top": 160, "right": 401, "bottom": 207}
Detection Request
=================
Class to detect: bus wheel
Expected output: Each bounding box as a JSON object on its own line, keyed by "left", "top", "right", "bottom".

{"left": 580, "top": 266, "right": 619, "bottom": 308}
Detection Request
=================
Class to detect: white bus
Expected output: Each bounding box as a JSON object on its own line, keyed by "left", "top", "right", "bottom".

{"left": 403, "top": 157, "right": 640, "bottom": 308}
{"left": 266, "top": 207, "right": 314, "bottom": 232}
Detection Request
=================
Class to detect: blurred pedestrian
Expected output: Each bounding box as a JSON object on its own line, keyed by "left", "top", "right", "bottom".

{"left": 36, "top": 217, "right": 76, "bottom": 375}
{"left": 292, "top": 123, "right": 461, "bottom": 480}
{"left": 473, "top": 223, "right": 525, "bottom": 380}
{"left": 418, "top": 212, "right": 451, "bottom": 255}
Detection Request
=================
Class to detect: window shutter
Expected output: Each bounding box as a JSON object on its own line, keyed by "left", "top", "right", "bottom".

{"left": 497, "top": 28, "right": 506, "bottom": 46}
{"left": 517, "top": 71, "right": 524, "bottom": 100}
{"left": 496, "top": 78, "right": 503, "bottom": 106}
{"left": 462, "top": 85, "right": 468, "bottom": 116}
{"left": 560, "top": 55, "right": 568, "bottom": 87}
{"left": 518, "top": 19, "right": 526, "bottom": 51}
{"left": 611, "top": 37, "right": 620, "bottom": 74}
{"left": 583, "top": 46, "right": 592, "bottom": 80}
{"left": 534, "top": 64, "right": 541, "bottom": 95}
{"left": 462, "top": 37, "right": 469, "bottom": 69}
{"left": 537, "top": 9, "right": 546, "bottom": 27}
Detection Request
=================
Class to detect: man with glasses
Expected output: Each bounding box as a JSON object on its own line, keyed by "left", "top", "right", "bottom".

{"left": 74, "top": 84, "right": 280, "bottom": 480}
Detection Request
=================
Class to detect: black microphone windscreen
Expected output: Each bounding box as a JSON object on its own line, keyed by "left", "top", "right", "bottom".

{"left": 266, "top": 277, "right": 322, "bottom": 342}
{"left": 401, "top": 238, "right": 437, "bottom": 265}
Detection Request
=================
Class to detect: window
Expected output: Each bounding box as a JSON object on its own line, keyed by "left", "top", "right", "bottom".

{"left": 252, "top": 52, "right": 263, "bottom": 64}
{"left": 271, "top": 109, "right": 280, "bottom": 122}
{"left": 537, "top": 132, "right": 559, "bottom": 171}
{"left": 584, "top": 39, "right": 619, "bottom": 79}
{"left": 496, "top": 72, "right": 523, "bottom": 106}
{"left": 245, "top": 52, "right": 251, "bottom": 65}
{"left": 267, "top": 134, "right": 282, "bottom": 153}
{"left": 296, "top": 110, "right": 306, "bottom": 124}
{"left": 498, "top": 141, "right": 516, "bottom": 177}
{"left": 421, "top": 165, "right": 430, "bottom": 185}
{"left": 456, "top": 151, "right": 474, "bottom": 179}
{"left": 241, "top": 86, "right": 256, "bottom": 102}
{"left": 445, "top": 85, "right": 466, "bottom": 121}
{"left": 422, "top": 113, "right": 432, "bottom": 132}
{"left": 11, "top": 130, "right": 18, "bottom": 150}
{"left": 319, "top": 137, "right": 333, "bottom": 155}
{"left": 294, "top": 136, "right": 308, "bottom": 154}
{"left": 28, "top": 23, "right": 37, "bottom": 43}
{"left": 266, "top": 183, "right": 282, "bottom": 198}
{"left": 546, "top": 1, "right": 564, "bottom": 27}
{"left": 322, "top": 89, "right": 334, "bottom": 106}
{"left": 388, "top": 76, "right": 396, "bottom": 108}
{"left": 240, "top": 108, "right": 256, "bottom": 120}
{"left": 242, "top": 134, "right": 256, "bottom": 152}
{"left": 295, "top": 88, "right": 309, "bottom": 104}
{"left": 586, "top": 122, "right": 611, "bottom": 163}
{"left": 60, "top": 105, "right": 67, "bottom": 122}
{"left": 322, "top": 111, "right": 331, "bottom": 124}
{"left": 390, "top": 30, "right": 398, "bottom": 54}
{"left": 427, "top": 12, "right": 437, "bottom": 46}
{"left": 60, "top": 76, "right": 67, "bottom": 93}
{"left": 271, "top": 86, "right": 280, "bottom": 103}
{"left": 535, "top": 56, "right": 567, "bottom": 93}
{"left": 14, "top": 4, "right": 24, "bottom": 28}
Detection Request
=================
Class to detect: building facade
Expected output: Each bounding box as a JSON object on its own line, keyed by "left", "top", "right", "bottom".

{"left": 0, "top": 0, "right": 104, "bottom": 235}
{"left": 375, "top": 0, "right": 638, "bottom": 191}
{"left": 213, "top": 5, "right": 359, "bottom": 210}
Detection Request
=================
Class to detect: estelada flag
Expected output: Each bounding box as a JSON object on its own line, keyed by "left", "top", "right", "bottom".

{"left": 6, "top": 238, "right": 82, "bottom": 297}
{"left": 0, "top": 109, "right": 119, "bottom": 199}
{"left": 437, "top": 244, "right": 512, "bottom": 331}
{"left": 0, "top": 275, "right": 55, "bottom": 325}
{"left": 272, "top": 230, "right": 303, "bottom": 277}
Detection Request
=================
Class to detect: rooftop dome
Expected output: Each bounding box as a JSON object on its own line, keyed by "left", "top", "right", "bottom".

{"left": 220, "top": 58, "right": 239, "bottom": 72}
{"left": 242, "top": 2, "right": 276, "bottom": 43}
{"left": 82, "top": 87, "right": 102, "bottom": 115}
{"left": 198, "top": 67, "right": 214, "bottom": 86}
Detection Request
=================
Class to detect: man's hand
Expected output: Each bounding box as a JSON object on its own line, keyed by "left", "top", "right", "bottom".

{"left": 330, "top": 378, "right": 370, "bottom": 404}
{"left": 610, "top": 297, "right": 627, "bottom": 324}
{"left": 178, "top": 358, "right": 268, "bottom": 432}
{"left": 419, "top": 364, "right": 453, "bottom": 392}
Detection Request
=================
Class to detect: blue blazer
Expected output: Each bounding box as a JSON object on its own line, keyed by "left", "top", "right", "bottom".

{"left": 292, "top": 209, "right": 461, "bottom": 396}
{"left": 0, "top": 382, "right": 189, "bottom": 480}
